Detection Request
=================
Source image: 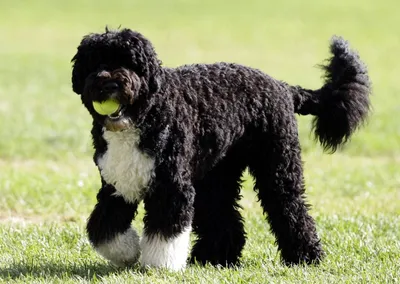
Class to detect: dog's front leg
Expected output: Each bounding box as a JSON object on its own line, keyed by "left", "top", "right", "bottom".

{"left": 87, "top": 183, "right": 140, "bottom": 267}
{"left": 140, "top": 165, "right": 194, "bottom": 271}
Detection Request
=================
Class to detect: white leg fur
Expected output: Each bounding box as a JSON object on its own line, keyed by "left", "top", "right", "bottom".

{"left": 95, "top": 227, "right": 140, "bottom": 267}
{"left": 140, "top": 227, "right": 191, "bottom": 271}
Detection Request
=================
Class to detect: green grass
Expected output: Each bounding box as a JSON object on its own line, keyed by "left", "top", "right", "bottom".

{"left": 0, "top": 0, "right": 399, "bottom": 283}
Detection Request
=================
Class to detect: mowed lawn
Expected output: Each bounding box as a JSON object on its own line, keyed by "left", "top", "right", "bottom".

{"left": 0, "top": 0, "right": 399, "bottom": 283}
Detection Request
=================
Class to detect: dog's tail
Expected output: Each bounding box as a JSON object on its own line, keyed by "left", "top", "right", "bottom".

{"left": 291, "top": 36, "right": 371, "bottom": 152}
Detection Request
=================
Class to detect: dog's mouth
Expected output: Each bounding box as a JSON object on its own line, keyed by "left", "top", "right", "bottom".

{"left": 89, "top": 75, "right": 137, "bottom": 132}
{"left": 92, "top": 95, "right": 132, "bottom": 132}
{"left": 107, "top": 104, "right": 125, "bottom": 119}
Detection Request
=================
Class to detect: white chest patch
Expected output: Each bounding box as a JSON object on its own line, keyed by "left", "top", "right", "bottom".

{"left": 97, "top": 128, "right": 155, "bottom": 204}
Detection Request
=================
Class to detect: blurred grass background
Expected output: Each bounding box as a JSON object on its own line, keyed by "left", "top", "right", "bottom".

{"left": 0, "top": 0, "right": 399, "bottom": 282}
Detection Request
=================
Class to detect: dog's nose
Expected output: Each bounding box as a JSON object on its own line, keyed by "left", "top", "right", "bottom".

{"left": 102, "top": 82, "right": 119, "bottom": 93}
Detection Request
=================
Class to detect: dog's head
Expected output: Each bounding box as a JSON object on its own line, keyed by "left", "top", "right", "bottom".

{"left": 71, "top": 28, "right": 162, "bottom": 131}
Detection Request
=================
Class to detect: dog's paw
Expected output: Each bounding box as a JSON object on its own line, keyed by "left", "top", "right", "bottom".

{"left": 139, "top": 227, "right": 191, "bottom": 271}
{"left": 95, "top": 227, "right": 140, "bottom": 267}
{"left": 281, "top": 241, "right": 325, "bottom": 266}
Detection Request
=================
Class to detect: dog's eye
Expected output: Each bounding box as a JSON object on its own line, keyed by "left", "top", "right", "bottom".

{"left": 97, "top": 70, "right": 111, "bottom": 78}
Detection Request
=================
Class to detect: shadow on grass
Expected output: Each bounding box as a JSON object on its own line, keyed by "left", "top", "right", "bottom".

{"left": 0, "top": 261, "right": 140, "bottom": 280}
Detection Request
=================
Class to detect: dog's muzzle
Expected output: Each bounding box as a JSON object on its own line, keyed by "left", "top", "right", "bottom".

{"left": 99, "top": 86, "right": 133, "bottom": 132}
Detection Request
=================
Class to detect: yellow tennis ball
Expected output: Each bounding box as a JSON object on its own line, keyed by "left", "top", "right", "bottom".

{"left": 92, "top": 99, "right": 120, "bottom": 115}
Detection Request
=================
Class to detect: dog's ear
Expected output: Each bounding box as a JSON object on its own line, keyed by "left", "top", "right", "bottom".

{"left": 71, "top": 53, "right": 84, "bottom": 95}
{"left": 143, "top": 58, "right": 162, "bottom": 94}
{"left": 71, "top": 33, "right": 102, "bottom": 95}
{"left": 71, "top": 36, "right": 92, "bottom": 95}
{"left": 119, "top": 29, "right": 162, "bottom": 94}
{"left": 149, "top": 72, "right": 161, "bottom": 93}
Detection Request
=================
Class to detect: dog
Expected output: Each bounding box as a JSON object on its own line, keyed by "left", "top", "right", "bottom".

{"left": 71, "top": 28, "right": 371, "bottom": 270}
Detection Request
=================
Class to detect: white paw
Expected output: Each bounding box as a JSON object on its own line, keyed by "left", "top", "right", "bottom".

{"left": 95, "top": 227, "right": 140, "bottom": 267}
{"left": 140, "top": 227, "right": 191, "bottom": 271}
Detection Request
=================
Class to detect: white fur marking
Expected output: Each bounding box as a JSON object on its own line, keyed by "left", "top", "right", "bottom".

{"left": 97, "top": 128, "right": 155, "bottom": 204}
{"left": 140, "top": 227, "right": 191, "bottom": 270}
{"left": 95, "top": 227, "right": 140, "bottom": 267}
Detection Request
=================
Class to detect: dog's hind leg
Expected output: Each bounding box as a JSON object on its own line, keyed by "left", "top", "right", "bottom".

{"left": 190, "top": 151, "right": 247, "bottom": 267}
{"left": 86, "top": 183, "right": 140, "bottom": 267}
{"left": 248, "top": 114, "right": 324, "bottom": 265}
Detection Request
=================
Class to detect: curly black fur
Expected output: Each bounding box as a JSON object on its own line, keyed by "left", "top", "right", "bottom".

{"left": 71, "top": 28, "right": 371, "bottom": 269}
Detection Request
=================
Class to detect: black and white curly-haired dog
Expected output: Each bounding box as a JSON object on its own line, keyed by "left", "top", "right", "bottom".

{"left": 71, "top": 28, "right": 371, "bottom": 270}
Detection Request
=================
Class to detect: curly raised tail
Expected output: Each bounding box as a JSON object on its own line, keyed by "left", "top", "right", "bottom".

{"left": 291, "top": 36, "right": 371, "bottom": 152}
